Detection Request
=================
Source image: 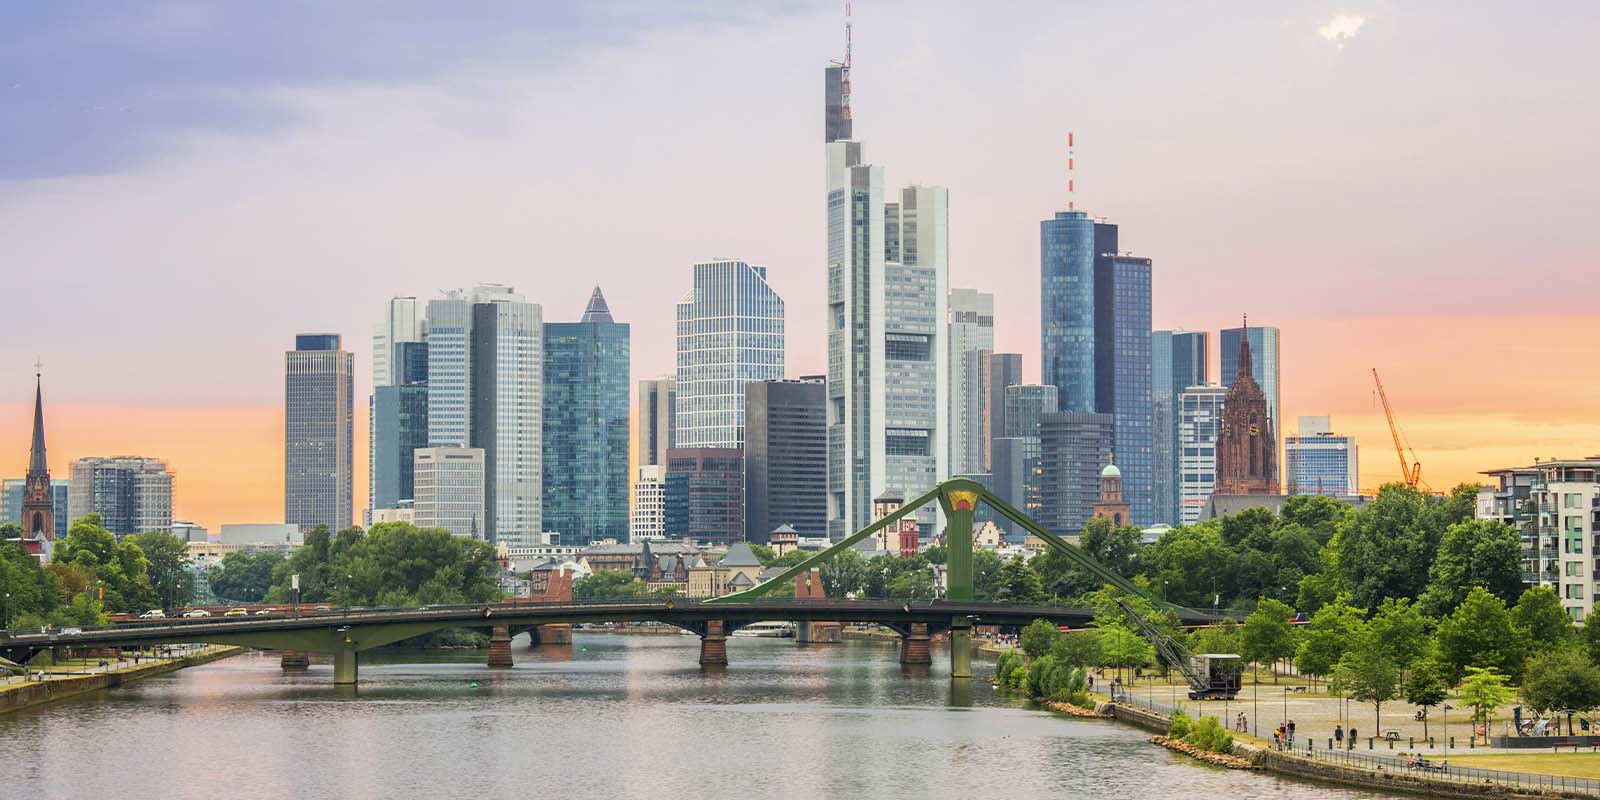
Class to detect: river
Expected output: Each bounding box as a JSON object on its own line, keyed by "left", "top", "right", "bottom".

{"left": 0, "top": 634, "right": 1390, "bottom": 799}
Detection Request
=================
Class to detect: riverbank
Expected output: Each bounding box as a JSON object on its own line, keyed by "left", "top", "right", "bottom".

{"left": 0, "top": 645, "right": 241, "bottom": 715}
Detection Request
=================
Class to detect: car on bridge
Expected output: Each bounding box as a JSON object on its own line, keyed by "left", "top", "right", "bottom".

{"left": 224, "top": 608, "right": 249, "bottom": 617}
{"left": 138, "top": 609, "right": 166, "bottom": 619}
{"left": 182, "top": 610, "right": 211, "bottom": 618}
{"left": 253, "top": 608, "right": 278, "bottom": 616}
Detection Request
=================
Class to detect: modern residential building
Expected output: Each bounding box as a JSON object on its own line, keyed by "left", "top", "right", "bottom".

{"left": 1177, "top": 384, "right": 1227, "bottom": 524}
{"left": 630, "top": 465, "right": 667, "bottom": 541}
{"left": 1220, "top": 324, "right": 1282, "bottom": 446}
{"left": 664, "top": 448, "right": 744, "bottom": 546}
{"left": 542, "top": 287, "right": 630, "bottom": 546}
{"left": 1214, "top": 327, "right": 1278, "bottom": 496}
{"left": 1152, "top": 330, "right": 1208, "bottom": 526}
{"left": 413, "top": 447, "right": 486, "bottom": 539}
{"left": 637, "top": 376, "right": 676, "bottom": 468}
{"left": 1094, "top": 254, "right": 1153, "bottom": 524}
{"left": 1479, "top": 458, "right": 1600, "bottom": 621}
{"left": 285, "top": 333, "right": 353, "bottom": 533}
{"left": 744, "top": 377, "right": 827, "bottom": 543}
{"left": 674, "top": 260, "right": 785, "bottom": 450}
{"left": 370, "top": 340, "right": 428, "bottom": 518}
{"left": 67, "top": 456, "right": 174, "bottom": 537}
{"left": 426, "top": 284, "right": 542, "bottom": 546}
{"left": 1037, "top": 412, "right": 1114, "bottom": 536}
{"left": 825, "top": 161, "right": 950, "bottom": 537}
{"left": 947, "top": 289, "right": 994, "bottom": 477}
{"left": 1285, "top": 416, "right": 1359, "bottom": 496}
{"left": 2, "top": 478, "right": 68, "bottom": 541}
{"left": 984, "top": 352, "right": 1024, "bottom": 472}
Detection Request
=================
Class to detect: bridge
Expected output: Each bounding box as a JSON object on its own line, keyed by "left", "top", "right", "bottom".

{"left": 1, "top": 479, "right": 1219, "bottom": 685}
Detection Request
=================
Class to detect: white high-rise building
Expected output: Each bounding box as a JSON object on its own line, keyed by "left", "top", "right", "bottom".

{"left": 674, "top": 260, "right": 784, "bottom": 450}
{"left": 637, "top": 376, "right": 676, "bottom": 468}
{"left": 373, "top": 297, "right": 424, "bottom": 388}
{"left": 630, "top": 465, "right": 667, "bottom": 540}
{"left": 1177, "top": 384, "right": 1227, "bottom": 524}
{"left": 426, "top": 284, "right": 542, "bottom": 546}
{"left": 414, "top": 447, "right": 486, "bottom": 539}
{"left": 947, "top": 289, "right": 994, "bottom": 477}
{"left": 825, "top": 134, "right": 950, "bottom": 538}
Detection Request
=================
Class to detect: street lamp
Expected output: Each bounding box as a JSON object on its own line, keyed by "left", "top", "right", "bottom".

{"left": 1443, "top": 704, "right": 1453, "bottom": 754}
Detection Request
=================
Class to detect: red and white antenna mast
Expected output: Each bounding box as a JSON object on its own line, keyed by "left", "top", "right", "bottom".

{"left": 1066, "top": 131, "right": 1076, "bottom": 211}
{"left": 842, "top": 2, "right": 853, "bottom": 122}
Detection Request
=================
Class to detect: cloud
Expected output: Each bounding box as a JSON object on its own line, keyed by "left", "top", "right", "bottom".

{"left": 1318, "top": 13, "right": 1366, "bottom": 48}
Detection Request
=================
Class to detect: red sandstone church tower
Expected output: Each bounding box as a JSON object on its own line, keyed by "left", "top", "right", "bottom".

{"left": 1215, "top": 320, "right": 1278, "bottom": 495}
{"left": 1092, "top": 454, "right": 1131, "bottom": 527}
{"left": 21, "top": 372, "right": 56, "bottom": 558}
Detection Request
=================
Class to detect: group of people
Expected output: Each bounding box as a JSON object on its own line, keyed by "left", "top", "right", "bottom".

{"left": 1400, "top": 752, "right": 1444, "bottom": 771}
{"left": 1233, "top": 712, "right": 1249, "bottom": 732}
{"left": 1334, "top": 724, "right": 1358, "bottom": 750}
{"left": 1272, "top": 720, "right": 1298, "bottom": 750}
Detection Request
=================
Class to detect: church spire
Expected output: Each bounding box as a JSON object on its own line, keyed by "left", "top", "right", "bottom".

{"left": 28, "top": 372, "right": 47, "bottom": 475}
{"left": 1235, "top": 314, "right": 1254, "bottom": 382}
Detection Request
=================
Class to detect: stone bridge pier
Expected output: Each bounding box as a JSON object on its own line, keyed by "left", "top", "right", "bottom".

{"left": 898, "top": 623, "right": 932, "bottom": 665}
{"left": 279, "top": 650, "right": 310, "bottom": 671}
{"left": 699, "top": 620, "right": 729, "bottom": 666}
{"left": 528, "top": 624, "right": 573, "bottom": 647}
{"left": 487, "top": 625, "right": 514, "bottom": 668}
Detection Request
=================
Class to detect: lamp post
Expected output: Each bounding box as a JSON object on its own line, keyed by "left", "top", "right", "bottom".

{"left": 1443, "top": 704, "right": 1452, "bottom": 754}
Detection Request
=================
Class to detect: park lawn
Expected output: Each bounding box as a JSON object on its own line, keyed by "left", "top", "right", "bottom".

{"left": 1447, "top": 753, "right": 1600, "bottom": 780}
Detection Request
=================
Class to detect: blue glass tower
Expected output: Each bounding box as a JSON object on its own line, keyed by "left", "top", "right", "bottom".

{"left": 542, "top": 287, "right": 631, "bottom": 545}
{"left": 1040, "top": 211, "right": 1113, "bottom": 414}
{"left": 371, "top": 341, "right": 428, "bottom": 513}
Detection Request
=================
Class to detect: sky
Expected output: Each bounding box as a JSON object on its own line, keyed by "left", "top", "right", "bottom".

{"left": 2, "top": 1, "right": 1598, "bottom": 532}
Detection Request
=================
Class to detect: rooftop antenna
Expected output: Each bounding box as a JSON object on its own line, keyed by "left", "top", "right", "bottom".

{"left": 1067, "top": 131, "right": 1075, "bottom": 210}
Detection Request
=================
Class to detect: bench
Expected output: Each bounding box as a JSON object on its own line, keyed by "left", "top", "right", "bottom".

{"left": 1288, "top": 686, "right": 1308, "bottom": 693}
{"left": 1384, "top": 730, "right": 1401, "bottom": 742}
{"left": 1551, "top": 743, "right": 1598, "bottom": 753}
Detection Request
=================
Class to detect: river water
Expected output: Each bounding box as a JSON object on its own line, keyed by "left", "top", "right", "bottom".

{"left": 1, "top": 634, "right": 1389, "bottom": 800}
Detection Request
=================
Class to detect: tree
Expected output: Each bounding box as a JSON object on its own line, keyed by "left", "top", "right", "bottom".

{"left": 1294, "top": 597, "right": 1362, "bottom": 683}
{"left": 1019, "top": 619, "right": 1061, "bottom": 660}
{"left": 819, "top": 549, "right": 867, "bottom": 598}
{"left": 1077, "top": 516, "right": 1143, "bottom": 578}
{"left": 573, "top": 570, "right": 641, "bottom": 600}
{"left": 1457, "top": 666, "right": 1512, "bottom": 745}
{"left": 1332, "top": 638, "right": 1400, "bottom": 736}
{"left": 53, "top": 515, "right": 156, "bottom": 613}
{"left": 971, "top": 549, "right": 1003, "bottom": 600}
{"left": 1144, "top": 523, "right": 1235, "bottom": 609}
{"left": 1418, "top": 519, "right": 1523, "bottom": 617}
{"left": 1100, "top": 625, "right": 1154, "bottom": 682}
{"left": 1511, "top": 586, "right": 1575, "bottom": 650}
{"left": 1240, "top": 598, "right": 1297, "bottom": 682}
{"left": 1278, "top": 494, "right": 1349, "bottom": 546}
{"left": 993, "top": 558, "right": 1046, "bottom": 604}
{"left": 128, "top": 531, "right": 193, "bottom": 611}
{"left": 1582, "top": 619, "right": 1600, "bottom": 667}
{"left": 1435, "top": 586, "right": 1527, "bottom": 680}
{"left": 208, "top": 551, "right": 286, "bottom": 603}
{"left": 1403, "top": 659, "right": 1449, "bottom": 739}
{"left": 0, "top": 532, "right": 64, "bottom": 625}
{"left": 1325, "top": 485, "right": 1447, "bottom": 610}
{"left": 1190, "top": 620, "right": 1241, "bottom": 658}
{"left": 1520, "top": 648, "right": 1600, "bottom": 734}
{"left": 1367, "top": 597, "right": 1430, "bottom": 675}
{"left": 1049, "top": 629, "right": 1104, "bottom": 669}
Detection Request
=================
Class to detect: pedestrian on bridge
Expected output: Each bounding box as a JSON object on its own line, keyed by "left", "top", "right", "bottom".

{"left": 1334, "top": 724, "right": 1344, "bottom": 749}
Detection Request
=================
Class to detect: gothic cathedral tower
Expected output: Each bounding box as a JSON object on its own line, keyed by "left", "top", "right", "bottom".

{"left": 1215, "top": 319, "right": 1279, "bottom": 495}
{"left": 22, "top": 373, "right": 55, "bottom": 541}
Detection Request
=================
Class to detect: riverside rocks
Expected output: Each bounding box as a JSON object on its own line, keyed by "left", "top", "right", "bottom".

{"left": 1150, "top": 735, "right": 1259, "bottom": 770}
{"left": 1044, "top": 699, "right": 1113, "bottom": 718}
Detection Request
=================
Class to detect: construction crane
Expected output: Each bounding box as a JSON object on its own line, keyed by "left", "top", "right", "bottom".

{"left": 1372, "top": 368, "right": 1425, "bottom": 489}
{"left": 1116, "top": 599, "right": 1239, "bottom": 700}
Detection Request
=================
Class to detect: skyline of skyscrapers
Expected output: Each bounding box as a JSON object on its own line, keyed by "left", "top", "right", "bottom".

{"left": 542, "top": 287, "right": 630, "bottom": 545}
{"left": 1152, "top": 330, "right": 1209, "bottom": 526}
{"left": 674, "top": 260, "right": 785, "bottom": 451}
{"left": 285, "top": 333, "right": 353, "bottom": 533}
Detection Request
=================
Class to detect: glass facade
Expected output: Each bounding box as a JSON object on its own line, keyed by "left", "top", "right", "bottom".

{"left": 675, "top": 260, "right": 784, "bottom": 450}
{"left": 664, "top": 448, "right": 745, "bottom": 545}
{"left": 744, "top": 379, "right": 827, "bottom": 542}
{"left": 0, "top": 478, "right": 68, "bottom": 540}
{"left": 1038, "top": 412, "right": 1114, "bottom": 536}
{"left": 1040, "top": 211, "right": 1113, "bottom": 414}
{"left": 1284, "top": 417, "right": 1358, "bottom": 496}
{"left": 1003, "top": 384, "right": 1060, "bottom": 526}
{"left": 1095, "top": 255, "right": 1153, "bottom": 525}
{"left": 1151, "top": 330, "right": 1208, "bottom": 525}
{"left": 947, "top": 289, "right": 994, "bottom": 477}
{"left": 285, "top": 334, "right": 353, "bottom": 533}
{"left": 542, "top": 290, "right": 630, "bottom": 546}
{"left": 67, "top": 457, "right": 174, "bottom": 537}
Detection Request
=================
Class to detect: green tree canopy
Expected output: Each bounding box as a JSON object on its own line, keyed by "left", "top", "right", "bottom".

{"left": 1458, "top": 666, "right": 1513, "bottom": 742}
{"left": 1520, "top": 648, "right": 1600, "bottom": 715}
{"left": 1241, "top": 597, "right": 1297, "bottom": 681}
{"left": 265, "top": 522, "right": 499, "bottom": 606}
{"left": 127, "top": 531, "right": 193, "bottom": 611}
{"left": 209, "top": 551, "right": 286, "bottom": 603}
{"left": 993, "top": 558, "right": 1047, "bottom": 604}
{"left": 1144, "top": 522, "right": 1234, "bottom": 609}
{"left": 819, "top": 548, "right": 868, "bottom": 598}
{"left": 1417, "top": 519, "right": 1523, "bottom": 617}
{"left": 1325, "top": 485, "right": 1448, "bottom": 610}
{"left": 573, "top": 570, "right": 643, "bottom": 600}
{"left": 1294, "top": 596, "right": 1363, "bottom": 680}
{"left": 1435, "top": 586, "right": 1528, "bottom": 680}
{"left": 1332, "top": 634, "right": 1401, "bottom": 736}
{"left": 0, "top": 532, "right": 64, "bottom": 626}
{"left": 1367, "top": 596, "right": 1431, "bottom": 673}
{"left": 1019, "top": 618, "right": 1062, "bottom": 659}
{"left": 53, "top": 514, "right": 156, "bottom": 613}
{"left": 971, "top": 549, "right": 1003, "bottom": 600}
{"left": 1511, "top": 586, "right": 1576, "bottom": 650}
{"left": 1049, "top": 629, "right": 1104, "bottom": 669}
{"left": 1403, "top": 658, "right": 1450, "bottom": 739}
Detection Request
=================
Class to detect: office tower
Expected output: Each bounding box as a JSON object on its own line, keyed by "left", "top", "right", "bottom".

{"left": 744, "top": 377, "right": 827, "bottom": 543}
{"left": 825, "top": 62, "right": 851, "bottom": 143}
{"left": 1040, "top": 211, "right": 1155, "bottom": 525}
{"left": 373, "top": 297, "right": 424, "bottom": 388}
{"left": 1002, "top": 385, "right": 1059, "bottom": 528}
{"left": 990, "top": 437, "right": 1027, "bottom": 534}
{"left": 985, "top": 352, "right": 1024, "bottom": 471}
{"left": 664, "top": 448, "right": 744, "bottom": 545}
{"left": 1285, "top": 416, "right": 1359, "bottom": 496}
{"left": 674, "top": 260, "right": 785, "bottom": 450}
{"left": 285, "top": 334, "right": 353, "bottom": 532}
{"left": 371, "top": 340, "right": 428, "bottom": 516}
{"left": 67, "top": 456, "right": 174, "bottom": 537}
{"left": 426, "top": 284, "right": 542, "bottom": 545}
{"left": 637, "top": 376, "right": 677, "bottom": 468}
{"left": 1178, "top": 384, "right": 1227, "bottom": 524}
{"left": 1215, "top": 326, "right": 1279, "bottom": 495}
{"left": 542, "top": 287, "right": 631, "bottom": 545}
{"left": 825, "top": 59, "right": 950, "bottom": 538}
{"left": 1038, "top": 412, "right": 1114, "bottom": 536}
{"left": 1094, "top": 254, "right": 1153, "bottom": 524}
{"left": 413, "top": 447, "right": 486, "bottom": 539}
{"left": 947, "top": 289, "right": 994, "bottom": 476}
{"left": 2, "top": 478, "right": 68, "bottom": 541}
{"left": 1151, "top": 330, "right": 1209, "bottom": 525}
{"left": 631, "top": 465, "right": 667, "bottom": 540}
{"left": 1220, "top": 324, "right": 1282, "bottom": 443}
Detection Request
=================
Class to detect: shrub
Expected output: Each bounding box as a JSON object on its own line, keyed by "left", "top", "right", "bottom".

{"left": 1027, "top": 655, "right": 1058, "bottom": 698}
{"left": 994, "top": 650, "right": 1024, "bottom": 686}
{"left": 1168, "top": 708, "right": 1193, "bottom": 739}
{"left": 1051, "top": 665, "right": 1091, "bottom": 706}
{"left": 1183, "top": 715, "right": 1234, "bottom": 753}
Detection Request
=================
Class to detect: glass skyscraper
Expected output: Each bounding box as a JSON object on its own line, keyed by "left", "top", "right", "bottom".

{"left": 285, "top": 334, "right": 353, "bottom": 533}
{"left": 371, "top": 340, "right": 428, "bottom": 515}
{"left": 1151, "top": 330, "right": 1208, "bottom": 525}
{"left": 1003, "top": 384, "right": 1060, "bottom": 526}
{"left": 1285, "top": 416, "right": 1359, "bottom": 496}
{"left": 1041, "top": 211, "right": 1115, "bottom": 414}
{"left": 674, "top": 260, "right": 784, "bottom": 450}
{"left": 542, "top": 287, "right": 631, "bottom": 546}
{"left": 1220, "top": 325, "right": 1281, "bottom": 445}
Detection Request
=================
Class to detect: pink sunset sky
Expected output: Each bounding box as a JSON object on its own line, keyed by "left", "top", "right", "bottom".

{"left": 2, "top": 2, "right": 1597, "bottom": 531}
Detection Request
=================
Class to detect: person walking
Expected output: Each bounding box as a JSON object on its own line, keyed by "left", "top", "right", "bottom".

{"left": 1348, "top": 727, "right": 1358, "bottom": 750}
{"left": 1334, "top": 724, "right": 1344, "bottom": 750}
{"left": 1287, "top": 720, "right": 1296, "bottom": 747}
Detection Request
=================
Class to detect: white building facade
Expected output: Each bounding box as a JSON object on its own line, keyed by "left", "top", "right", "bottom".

{"left": 1177, "top": 384, "right": 1227, "bottom": 525}
{"left": 674, "top": 260, "right": 785, "bottom": 450}
{"left": 414, "top": 447, "right": 487, "bottom": 539}
{"left": 947, "top": 288, "right": 994, "bottom": 477}
{"left": 630, "top": 465, "right": 667, "bottom": 541}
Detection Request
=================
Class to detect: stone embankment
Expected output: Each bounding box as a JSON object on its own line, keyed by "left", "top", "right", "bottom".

{"left": 1150, "top": 735, "right": 1259, "bottom": 769}
{"left": 0, "top": 646, "right": 241, "bottom": 715}
{"left": 1043, "top": 699, "right": 1112, "bottom": 718}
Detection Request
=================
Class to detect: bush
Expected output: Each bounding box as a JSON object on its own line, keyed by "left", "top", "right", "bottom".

{"left": 1183, "top": 714, "right": 1234, "bottom": 753}
{"left": 1168, "top": 708, "right": 1193, "bottom": 739}
{"left": 1027, "top": 655, "right": 1058, "bottom": 698}
{"left": 1020, "top": 619, "right": 1063, "bottom": 659}
{"left": 994, "top": 650, "right": 1024, "bottom": 686}
{"left": 1052, "top": 666, "right": 1091, "bottom": 706}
